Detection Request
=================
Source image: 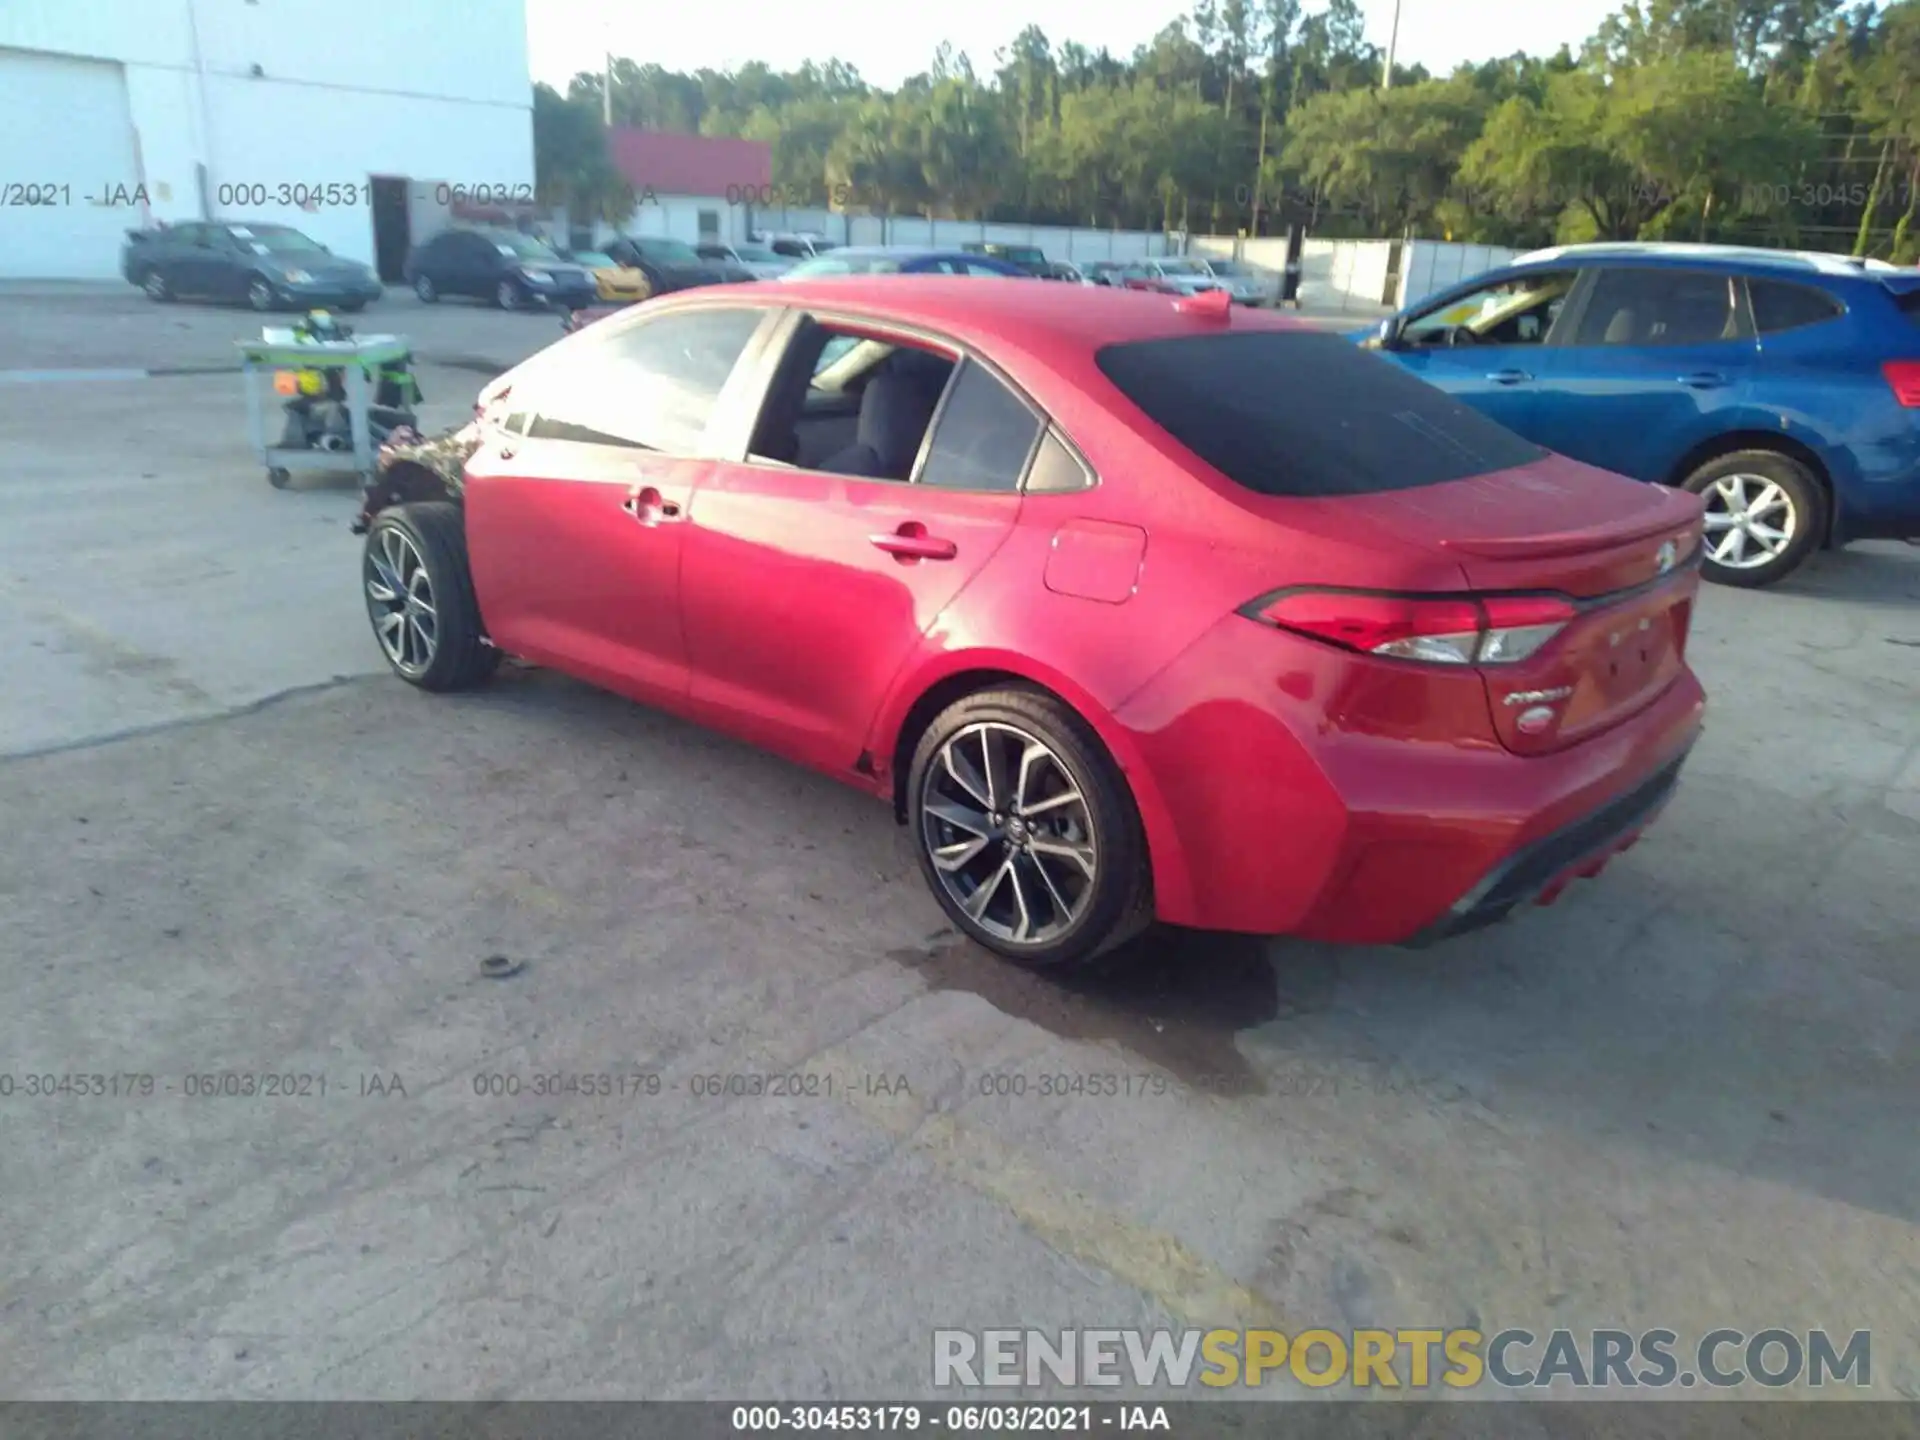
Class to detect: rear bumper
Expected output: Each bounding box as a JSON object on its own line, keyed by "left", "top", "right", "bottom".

{"left": 1401, "top": 750, "right": 1687, "bottom": 947}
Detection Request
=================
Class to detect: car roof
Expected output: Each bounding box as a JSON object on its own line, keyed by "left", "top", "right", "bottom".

{"left": 1512, "top": 241, "right": 1899, "bottom": 280}
{"left": 653, "top": 274, "right": 1311, "bottom": 351}
{"left": 813, "top": 246, "right": 980, "bottom": 260}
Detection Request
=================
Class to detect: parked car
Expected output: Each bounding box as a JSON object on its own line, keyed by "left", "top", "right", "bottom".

{"left": 1082, "top": 261, "right": 1129, "bottom": 287}
{"left": 697, "top": 241, "right": 794, "bottom": 279}
{"left": 780, "top": 246, "right": 1031, "bottom": 278}
{"left": 1118, "top": 258, "right": 1224, "bottom": 296}
{"left": 1195, "top": 256, "right": 1275, "bottom": 306}
{"left": 754, "top": 231, "right": 837, "bottom": 259}
{"left": 354, "top": 279, "right": 1707, "bottom": 970}
{"left": 123, "top": 221, "right": 382, "bottom": 312}
{"left": 961, "top": 242, "right": 1051, "bottom": 276}
{"left": 1041, "top": 261, "right": 1095, "bottom": 284}
{"left": 405, "top": 227, "right": 598, "bottom": 311}
{"left": 564, "top": 249, "right": 653, "bottom": 304}
{"left": 1360, "top": 242, "right": 1920, "bottom": 587}
{"left": 603, "top": 235, "right": 754, "bottom": 293}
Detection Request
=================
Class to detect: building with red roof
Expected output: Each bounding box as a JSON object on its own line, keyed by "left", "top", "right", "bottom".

{"left": 597, "top": 128, "right": 775, "bottom": 249}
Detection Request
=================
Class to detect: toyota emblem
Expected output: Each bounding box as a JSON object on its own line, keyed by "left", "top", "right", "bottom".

{"left": 1655, "top": 540, "right": 1678, "bottom": 574}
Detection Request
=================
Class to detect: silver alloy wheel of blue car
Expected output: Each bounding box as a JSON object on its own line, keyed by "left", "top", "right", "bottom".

{"left": 1701, "top": 472, "right": 1796, "bottom": 570}
{"left": 364, "top": 525, "right": 438, "bottom": 676}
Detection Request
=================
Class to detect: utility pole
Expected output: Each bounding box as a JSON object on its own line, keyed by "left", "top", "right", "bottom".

{"left": 604, "top": 51, "right": 614, "bottom": 125}
{"left": 1381, "top": 0, "right": 1401, "bottom": 90}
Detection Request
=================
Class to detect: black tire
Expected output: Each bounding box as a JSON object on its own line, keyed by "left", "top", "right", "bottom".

{"left": 1680, "top": 449, "right": 1824, "bottom": 588}
{"left": 907, "top": 686, "right": 1151, "bottom": 970}
{"left": 495, "top": 278, "right": 522, "bottom": 311}
{"left": 267, "top": 467, "right": 292, "bottom": 489}
{"left": 413, "top": 274, "right": 438, "bottom": 303}
{"left": 247, "top": 278, "right": 277, "bottom": 312}
{"left": 142, "top": 269, "right": 172, "bottom": 302}
{"left": 362, "top": 502, "right": 500, "bottom": 692}
{"left": 338, "top": 300, "right": 367, "bottom": 313}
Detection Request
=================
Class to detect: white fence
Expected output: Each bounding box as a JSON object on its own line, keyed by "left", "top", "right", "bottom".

{"left": 570, "top": 194, "right": 1520, "bottom": 310}
{"left": 1395, "top": 241, "right": 1522, "bottom": 309}
{"left": 744, "top": 207, "right": 1183, "bottom": 261}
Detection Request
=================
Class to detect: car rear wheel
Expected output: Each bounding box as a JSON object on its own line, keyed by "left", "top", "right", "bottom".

{"left": 413, "top": 274, "right": 438, "bottom": 303}
{"left": 495, "top": 279, "right": 521, "bottom": 311}
{"left": 247, "top": 278, "right": 276, "bottom": 312}
{"left": 908, "top": 688, "right": 1150, "bottom": 970}
{"left": 1681, "top": 450, "right": 1823, "bottom": 588}
{"left": 362, "top": 502, "right": 499, "bottom": 692}
{"left": 143, "top": 270, "right": 172, "bottom": 302}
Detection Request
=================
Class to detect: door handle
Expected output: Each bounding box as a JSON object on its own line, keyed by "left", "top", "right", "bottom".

{"left": 870, "top": 524, "right": 957, "bottom": 562}
{"left": 1680, "top": 371, "right": 1727, "bottom": 389}
{"left": 1486, "top": 368, "right": 1531, "bottom": 385}
{"left": 623, "top": 484, "right": 682, "bottom": 524}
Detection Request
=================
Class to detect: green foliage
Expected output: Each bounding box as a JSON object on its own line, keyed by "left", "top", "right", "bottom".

{"left": 541, "top": 0, "right": 1920, "bottom": 256}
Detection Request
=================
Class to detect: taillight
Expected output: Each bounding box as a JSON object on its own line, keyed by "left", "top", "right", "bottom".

{"left": 1884, "top": 360, "right": 1920, "bottom": 407}
{"left": 1247, "top": 589, "right": 1576, "bottom": 665}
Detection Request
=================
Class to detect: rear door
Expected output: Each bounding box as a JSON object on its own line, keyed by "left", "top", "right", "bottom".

{"left": 1525, "top": 265, "right": 1761, "bottom": 481}
{"left": 678, "top": 314, "right": 1036, "bottom": 772}
{"left": 463, "top": 303, "right": 776, "bottom": 703}
{"left": 1384, "top": 266, "right": 1580, "bottom": 436}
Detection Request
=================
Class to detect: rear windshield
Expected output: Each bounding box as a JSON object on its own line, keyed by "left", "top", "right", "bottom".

{"left": 1094, "top": 330, "right": 1547, "bottom": 497}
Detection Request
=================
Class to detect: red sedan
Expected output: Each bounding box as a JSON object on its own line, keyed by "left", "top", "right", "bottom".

{"left": 358, "top": 278, "right": 1707, "bottom": 969}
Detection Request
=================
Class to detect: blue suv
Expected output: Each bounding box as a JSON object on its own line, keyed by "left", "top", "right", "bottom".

{"left": 1362, "top": 243, "right": 1920, "bottom": 586}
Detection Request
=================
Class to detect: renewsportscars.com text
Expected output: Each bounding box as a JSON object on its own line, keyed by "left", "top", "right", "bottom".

{"left": 932, "top": 1327, "right": 1871, "bottom": 1390}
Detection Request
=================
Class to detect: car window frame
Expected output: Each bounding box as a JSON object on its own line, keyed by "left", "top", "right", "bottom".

{"left": 517, "top": 301, "right": 785, "bottom": 457}
{"left": 1558, "top": 264, "right": 1753, "bottom": 348}
{"left": 1399, "top": 265, "right": 1586, "bottom": 349}
{"left": 711, "top": 305, "right": 1098, "bottom": 495}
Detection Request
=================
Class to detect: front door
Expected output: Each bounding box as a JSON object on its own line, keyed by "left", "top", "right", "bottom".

{"left": 1525, "top": 265, "right": 1761, "bottom": 483}
{"left": 679, "top": 319, "right": 1041, "bottom": 774}
{"left": 464, "top": 304, "right": 773, "bottom": 703}
{"left": 1384, "top": 266, "right": 1580, "bottom": 437}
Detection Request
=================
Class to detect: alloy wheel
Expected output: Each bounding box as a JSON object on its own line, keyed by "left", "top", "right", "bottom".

{"left": 1701, "top": 472, "right": 1795, "bottom": 570}
{"left": 496, "top": 280, "right": 519, "bottom": 310}
{"left": 248, "top": 279, "right": 274, "bottom": 311}
{"left": 919, "top": 721, "right": 1098, "bottom": 947}
{"left": 414, "top": 275, "right": 437, "bottom": 302}
{"left": 364, "top": 526, "right": 438, "bottom": 675}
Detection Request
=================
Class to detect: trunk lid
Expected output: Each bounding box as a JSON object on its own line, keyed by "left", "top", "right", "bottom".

{"left": 1319, "top": 455, "right": 1706, "bottom": 756}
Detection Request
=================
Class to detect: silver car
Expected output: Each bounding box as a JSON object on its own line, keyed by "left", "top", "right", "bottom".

{"left": 696, "top": 241, "right": 794, "bottom": 280}
{"left": 1195, "top": 257, "right": 1275, "bottom": 306}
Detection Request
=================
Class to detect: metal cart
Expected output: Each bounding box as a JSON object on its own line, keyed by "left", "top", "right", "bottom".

{"left": 237, "top": 333, "right": 414, "bottom": 489}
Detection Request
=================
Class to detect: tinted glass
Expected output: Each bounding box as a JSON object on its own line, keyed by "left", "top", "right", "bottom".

{"left": 527, "top": 308, "right": 763, "bottom": 451}
{"left": 916, "top": 361, "right": 1042, "bottom": 492}
{"left": 1748, "top": 278, "right": 1844, "bottom": 334}
{"left": 1573, "top": 268, "right": 1738, "bottom": 346}
{"left": 1024, "top": 430, "right": 1093, "bottom": 493}
{"left": 1096, "top": 331, "right": 1546, "bottom": 497}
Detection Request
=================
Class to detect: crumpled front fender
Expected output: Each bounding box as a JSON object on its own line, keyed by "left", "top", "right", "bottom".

{"left": 352, "top": 420, "right": 483, "bottom": 533}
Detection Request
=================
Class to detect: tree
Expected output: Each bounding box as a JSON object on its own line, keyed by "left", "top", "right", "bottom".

{"left": 531, "top": 84, "right": 633, "bottom": 224}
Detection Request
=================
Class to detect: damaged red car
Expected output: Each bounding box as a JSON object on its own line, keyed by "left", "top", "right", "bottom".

{"left": 356, "top": 279, "right": 1707, "bottom": 968}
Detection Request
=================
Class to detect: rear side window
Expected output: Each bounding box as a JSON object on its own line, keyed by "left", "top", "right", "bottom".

{"left": 1572, "top": 268, "right": 1740, "bottom": 346}
{"left": 1748, "top": 279, "right": 1844, "bottom": 334}
{"left": 1096, "top": 331, "right": 1545, "bottom": 497}
{"left": 916, "top": 360, "right": 1042, "bottom": 492}
{"left": 1895, "top": 290, "right": 1920, "bottom": 328}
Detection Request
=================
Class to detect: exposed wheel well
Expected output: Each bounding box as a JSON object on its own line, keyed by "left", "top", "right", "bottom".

{"left": 1664, "top": 431, "right": 1837, "bottom": 546}
{"left": 890, "top": 669, "right": 1029, "bottom": 821}
{"left": 363, "top": 460, "right": 457, "bottom": 523}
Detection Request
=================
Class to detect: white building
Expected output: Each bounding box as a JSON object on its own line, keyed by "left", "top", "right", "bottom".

{"left": 0, "top": 0, "right": 534, "bottom": 281}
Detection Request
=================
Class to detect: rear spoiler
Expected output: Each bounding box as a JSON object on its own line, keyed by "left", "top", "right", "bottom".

{"left": 1880, "top": 272, "right": 1920, "bottom": 299}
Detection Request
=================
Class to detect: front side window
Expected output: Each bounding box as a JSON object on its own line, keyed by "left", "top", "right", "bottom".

{"left": 1572, "top": 268, "right": 1740, "bottom": 347}
{"left": 1403, "top": 269, "right": 1577, "bottom": 347}
{"left": 916, "top": 360, "right": 1042, "bottom": 492}
{"left": 527, "top": 308, "right": 765, "bottom": 451}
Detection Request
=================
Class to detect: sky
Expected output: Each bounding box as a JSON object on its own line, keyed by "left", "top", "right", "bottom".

{"left": 525, "top": 0, "right": 1622, "bottom": 94}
